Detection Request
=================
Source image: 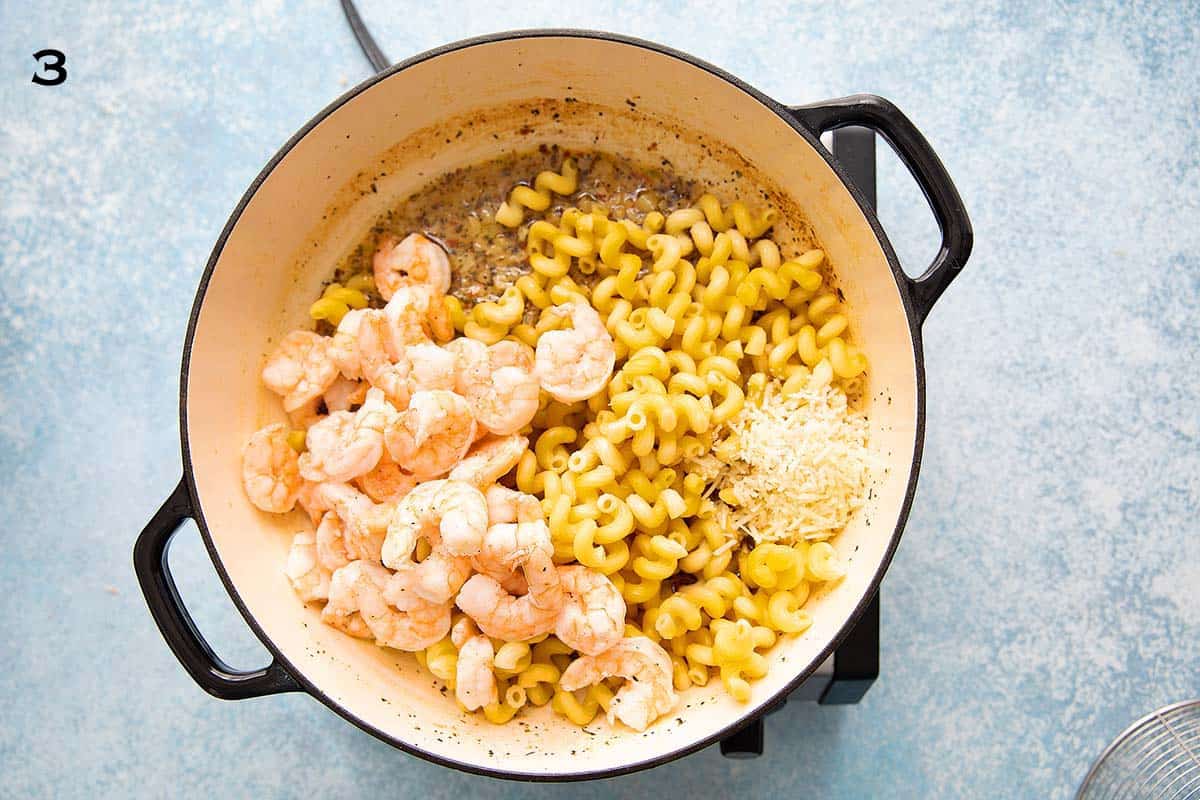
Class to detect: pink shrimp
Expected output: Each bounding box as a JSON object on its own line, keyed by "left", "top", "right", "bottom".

{"left": 355, "top": 454, "right": 417, "bottom": 503}
{"left": 317, "top": 482, "right": 393, "bottom": 563}
{"left": 384, "top": 390, "right": 477, "bottom": 480}
{"left": 296, "top": 480, "right": 332, "bottom": 525}
{"left": 534, "top": 301, "right": 616, "bottom": 403}
{"left": 554, "top": 566, "right": 626, "bottom": 655}
{"left": 357, "top": 310, "right": 414, "bottom": 409}
{"left": 284, "top": 531, "right": 330, "bottom": 603}
{"left": 455, "top": 634, "right": 498, "bottom": 711}
{"left": 448, "top": 338, "right": 539, "bottom": 436}
{"left": 384, "top": 550, "right": 473, "bottom": 608}
{"left": 298, "top": 387, "right": 393, "bottom": 483}
{"left": 326, "top": 560, "right": 451, "bottom": 651}
{"left": 447, "top": 434, "right": 529, "bottom": 489}
{"left": 558, "top": 636, "right": 677, "bottom": 731}
{"left": 323, "top": 376, "right": 367, "bottom": 412}
{"left": 455, "top": 548, "right": 562, "bottom": 641}
{"left": 314, "top": 511, "right": 351, "bottom": 572}
{"left": 484, "top": 485, "right": 544, "bottom": 525}
{"left": 328, "top": 308, "right": 366, "bottom": 380}
{"left": 242, "top": 423, "right": 301, "bottom": 513}
{"left": 470, "top": 520, "right": 552, "bottom": 596}
{"left": 261, "top": 330, "right": 339, "bottom": 412}
{"left": 383, "top": 284, "right": 453, "bottom": 346}
{"left": 381, "top": 479, "right": 489, "bottom": 565}
{"left": 373, "top": 233, "right": 452, "bottom": 300}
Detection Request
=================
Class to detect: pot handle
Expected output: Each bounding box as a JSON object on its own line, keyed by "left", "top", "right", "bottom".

{"left": 787, "top": 95, "right": 973, "bottom": 324}
{"left": 133, "top": 478, "right": 302, "bottom": 699}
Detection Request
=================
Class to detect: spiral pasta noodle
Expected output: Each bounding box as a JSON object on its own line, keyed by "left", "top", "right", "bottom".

{"left": 495, "top": 159, "right": 580, "bottom": 228}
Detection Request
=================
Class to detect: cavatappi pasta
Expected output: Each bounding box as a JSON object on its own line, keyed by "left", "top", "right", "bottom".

{"left": 249, "top": 150, "right": 873, "bottom": 732}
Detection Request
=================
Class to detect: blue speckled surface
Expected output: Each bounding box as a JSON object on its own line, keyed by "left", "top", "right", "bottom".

{"left": 2, "top": 1, "right": 1198, "bottom": 797}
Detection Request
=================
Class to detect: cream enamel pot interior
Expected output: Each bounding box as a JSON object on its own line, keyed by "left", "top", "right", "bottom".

{"left": 133, "top": 30, "right": 972, "bottom": 780}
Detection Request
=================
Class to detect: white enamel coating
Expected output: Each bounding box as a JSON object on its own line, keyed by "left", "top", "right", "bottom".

{"left": 184, "top": 35, "right": 918, "bottom": 777}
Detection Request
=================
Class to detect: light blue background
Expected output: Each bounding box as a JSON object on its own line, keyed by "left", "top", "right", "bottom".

{"left": 1, "top": 1, "right": 1197, "bottom": 797}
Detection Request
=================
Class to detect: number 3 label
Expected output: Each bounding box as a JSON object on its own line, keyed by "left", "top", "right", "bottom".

{"left": 32, "top": 49, "right": 67, "bottom": 86}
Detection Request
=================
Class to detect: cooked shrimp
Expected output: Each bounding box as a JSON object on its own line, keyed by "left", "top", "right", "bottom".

{"left": 384, "top": 390, "right": 476, "bottom": 480}
{"left": 355, "top": 454, "right": 416, "bottom": 503}
{"left": 429, "top": 480, "right": 491, "bottom": 556}
{"left": 447, "top": 338, "right": 539, "bottom": 436}
{"left": 288, "top": 397, "right": 323, "bottom": 430}
{"left": 448, "top": 434, "right": 529, "bottom": 489}
{"left": 555, "top": 566, "right": 626, "bottom": 656}
{"left": 358, "top": 579, "right": 452, "bottom": 652}
{"left": 534, "top": 301, "right": 616, "bottom": 403}
{"left": 314, "top": 511, "right": 350, "bottom": 572}
{"left": 382, "top": 480, "right": 488, "bottom": 566}
{"left": 381, "top": 570, "right": 422, "bottom": 611}
{"left": 299, "top": 412, "right": 361, "bottom": 481}
{"left": 405, "top": 343, "right": 458, "bottom": 393}
{"left": 373, "top": 233, "right": 452, "bottom": 300}
{"left": 329, "top": 308, "right": 366, "bottom": 380}
{"left": 475, "top": 521, "right": 552, "bottom": 572}
{"left": 328, "top": 560, "right": 451, "bottom": 650}
{"left": 455, "top": 548, "right": 562, "bottom": 641}
{"left": 296, "top": 480, "right": 332, "bottom": 525}
{"left": 357, "top": 310, "right": 414, "bottom": 409}
{"left": 321, "top": 561, "right": 375, "bottom": 639}
{"left": 299, "top": 388, "right": 392, "bottom": 483}
{"left": 242, "top": 423, "right": 301, "bottom": 513}
{"left": 558, "top": 636, "right": 677, "bottom": 732}
{"left": 384, "top": 549, "right": 473, "bottom": 607}
{"left": 384, "top": 284, "right": 453, "bottom": 346}
{"left": 262, "top": 330, "right": 340, "bottom": 412}
{"left": 324, "top": 376, "right": 367, "bottom": 412}
{"left": 381, "top": 480, "right": 437, "bottom": 566}
{"left": 443, "top": 336, "right": 488, "bottom": 370}
{"left": 456, "top": 634, "right": 498, "bottom": 711}
{"left": 470, "top": 520, "right": 552, "bottom": 595}
{"left": 318, "top": 482, "right": 392, "bottom": 562}
{"left": 284, "top": 531, "right": 329, "bottom": 602}
{"left": 451, "top": 615, "right": 477, "bottom": 648}
{"left": 489, "top": 339, "right": 536, "bottom": 372}
{"left": 485, "top": 485, "right": 544, "bottom": 525}
{"left": 477, "top": 360, "right": 539, "bottom": 437}
{"left": 470, "top": 374, "right": 535, "bottom": 436}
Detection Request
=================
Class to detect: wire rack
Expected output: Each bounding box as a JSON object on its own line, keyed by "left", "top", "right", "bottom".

{"left": 1078, "top": 700, "right": 1200, "bottom": 799}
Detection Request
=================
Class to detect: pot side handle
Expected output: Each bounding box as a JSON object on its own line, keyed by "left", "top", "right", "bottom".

{"left": 787, "top": 95, "right": 973, "bottom": 324}
{"left": 133, "top": 478, "right": 302, "bottom": 699}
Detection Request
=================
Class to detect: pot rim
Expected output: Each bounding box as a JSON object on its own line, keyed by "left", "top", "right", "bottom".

{"left": 177, "top": 28, "right": 927, "bottom": 781}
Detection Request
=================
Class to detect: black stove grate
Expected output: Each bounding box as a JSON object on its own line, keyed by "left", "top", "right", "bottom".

{"left": 819, "top": 126, "right": 881, "bottom": 708}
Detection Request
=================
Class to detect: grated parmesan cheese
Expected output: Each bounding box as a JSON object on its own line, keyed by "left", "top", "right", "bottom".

{"left": 694, "top": 381, "right": 875, "bottom": 545}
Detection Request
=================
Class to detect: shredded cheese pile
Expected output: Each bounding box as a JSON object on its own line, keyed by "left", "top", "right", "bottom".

{"left": 696, "top": 381, "right": 874, "bottom": 544}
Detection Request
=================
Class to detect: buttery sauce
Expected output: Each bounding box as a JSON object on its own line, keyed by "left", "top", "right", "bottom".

{"left": 331, "top": 146, "right": 698, "bottom": 306}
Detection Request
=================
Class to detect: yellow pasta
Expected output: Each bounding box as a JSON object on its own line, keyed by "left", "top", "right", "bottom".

{"left": 343, "top": 272, "right": 375, "bottom": 293}
{"left": 766, "top": 590, "right": 813, "bottom": 633}
{"left": 535, "top": 426, "right": 577, "bottom": 471}
{"left": 493, "top": 642, "right": 533, "bottom": 673}
{"left": 806, "top": 541, "right": 847, "bottom": 582}
{"left": 463, "top": 319, "right": 508, "bottom": 345}
{"left": 471, "top": 286, "right": 525, "bottom": 327}
{"left": 496, "top": 158, "right": 579, "bottom": 227}
{"left": 552, "top": 687, "right": 600, "bottom": 725}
